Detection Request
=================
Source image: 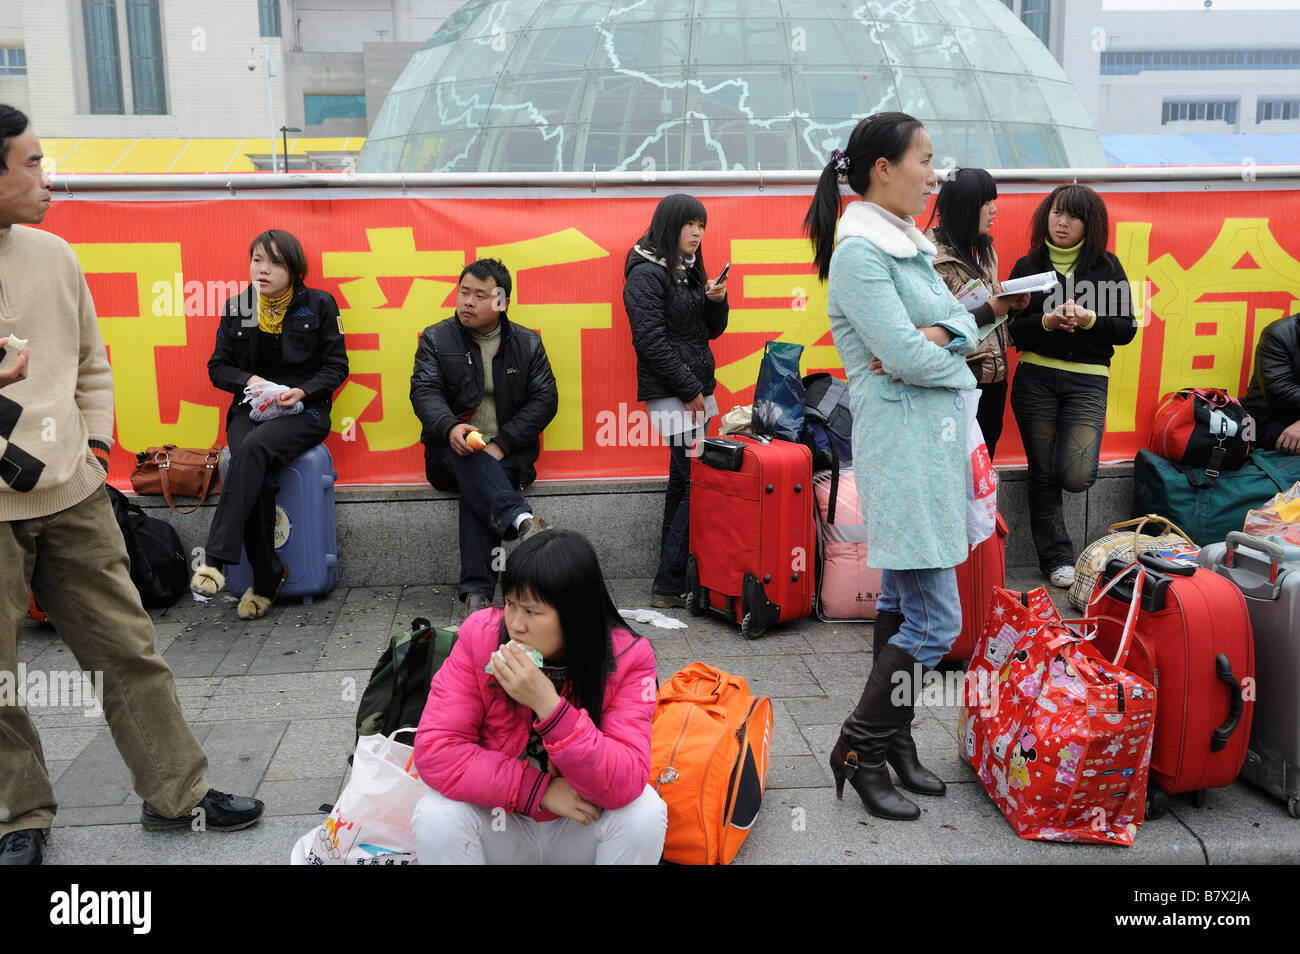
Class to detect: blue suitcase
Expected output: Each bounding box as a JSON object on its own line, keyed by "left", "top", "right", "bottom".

{"left": 221, "top": 444, "right": 339, "bottom": 604}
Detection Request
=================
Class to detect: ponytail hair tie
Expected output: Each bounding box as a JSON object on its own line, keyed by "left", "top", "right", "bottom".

{"left": 830, "top": 148, "right": 850, "bottom": 176}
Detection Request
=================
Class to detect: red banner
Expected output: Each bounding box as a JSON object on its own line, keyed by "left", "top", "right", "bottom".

{"left": 37, "top": 185, "right": 1300, "bottom": 485}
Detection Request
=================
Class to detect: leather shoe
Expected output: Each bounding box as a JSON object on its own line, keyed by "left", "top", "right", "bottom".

{"left": 141, "top": 788, "right": 264, "bottom": 832}
{"left": 0, "top": 828, "right": 47, "bottom": 865}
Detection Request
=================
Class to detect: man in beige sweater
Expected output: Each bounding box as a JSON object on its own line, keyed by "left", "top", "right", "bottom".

{"left": 0, "top": 105, "right": 263, "bottom": 865}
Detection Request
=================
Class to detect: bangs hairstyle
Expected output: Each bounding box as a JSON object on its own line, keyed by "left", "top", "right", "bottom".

{"left": 499, "top": 529, "right": 641, "bottom": 729}
{"left": 804, "top": 112, "right": 926, "bottom": 281}
{"left": 1028, "top": 184, "right": 1110, "bottom": 271}
{"left": 249, "top": 229, "right": 308, "bottom": 288}
{"left": 639, "top": 193, "right": 709, "bottom": 283}
{"left": 928, "top": 167, "right": 998, "bottom": 274}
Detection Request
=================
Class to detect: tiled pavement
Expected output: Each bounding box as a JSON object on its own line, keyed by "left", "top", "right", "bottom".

{"left": 19, "top": 572, "right": 1300, "bottom": 865}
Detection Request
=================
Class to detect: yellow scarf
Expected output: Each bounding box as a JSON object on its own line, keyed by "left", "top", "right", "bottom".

{"left": 258, "top": 286, "right": 293, "bottom": 334}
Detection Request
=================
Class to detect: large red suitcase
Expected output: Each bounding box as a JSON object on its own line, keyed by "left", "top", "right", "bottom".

{"left": 947, "top": 512, "right": 1008, "bottom": 661}
{"left": 1088, "top": 553, "right": 1254, "bottom": 806}
{"left": 686, "top": 435, "right": 815, "bottom": 638}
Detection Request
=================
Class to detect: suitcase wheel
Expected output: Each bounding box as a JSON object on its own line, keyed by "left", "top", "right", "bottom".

{"left": 1146, "top": 787, "right": 1170, "bottom": 819}
{"left": 685, "top": 555, "right": 705, "bottom": 618}
{"left": 1187, "top": 789, "right": 1208, "bottom": 809}
{"left": 740, "top": 612, "right": 766, "bottom": 640}
{"left": 1288, "top": 795, "right": 1300, "bottom": 820}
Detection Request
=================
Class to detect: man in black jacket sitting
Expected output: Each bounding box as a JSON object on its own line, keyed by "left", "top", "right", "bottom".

{"left": 1243, "top": 312, "right": 1300, "bottom": 455}
{"left": 410, "top": 259, "right": 558, "bottom": 618}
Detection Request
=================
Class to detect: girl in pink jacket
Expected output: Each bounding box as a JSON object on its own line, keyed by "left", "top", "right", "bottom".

{"left": 411, "top": 529, "right": 667, "bottom": 864}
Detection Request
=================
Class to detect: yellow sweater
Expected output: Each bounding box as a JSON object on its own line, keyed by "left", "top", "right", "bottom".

{"left": 0, "top": 225, "right": 115, "bottom": 521}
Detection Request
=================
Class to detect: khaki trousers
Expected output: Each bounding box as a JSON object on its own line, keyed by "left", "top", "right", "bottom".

{"left": 1, "top": 485, "right": 209, "bottom": 835}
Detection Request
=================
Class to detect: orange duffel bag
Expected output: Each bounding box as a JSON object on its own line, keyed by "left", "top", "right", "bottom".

{"left": 650, "top": 662, "right": 773, "bottom": 865}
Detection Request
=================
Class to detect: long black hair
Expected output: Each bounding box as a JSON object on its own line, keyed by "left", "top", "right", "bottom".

{"left": 927, "top": 167, "right": 998, "bottom": 275}
{"left": 637, "top": 193, "right": 708, "bottom": 285}
{"left": 804, "top": 112, "right": 926, "bottom": 281}
{"left": 1027, "top": 183, "right": 1110, "bottom": 272}
{"left": 499, "top": 529, "right": 641, "bottom": 730}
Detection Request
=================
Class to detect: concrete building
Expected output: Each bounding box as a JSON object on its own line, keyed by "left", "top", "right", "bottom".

{"left": 1001, "top": 0, "right": 1300, "bottom": 140}
{"left": 0, "top": 0, "right": 460, "bottom": 147}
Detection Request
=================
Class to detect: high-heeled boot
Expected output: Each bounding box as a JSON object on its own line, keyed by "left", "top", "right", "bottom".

{"left": 829, "top": 642, "right": 920, "bottom": 821}
{"left": 872, "top": 617, "right": 946, "bottom": 797}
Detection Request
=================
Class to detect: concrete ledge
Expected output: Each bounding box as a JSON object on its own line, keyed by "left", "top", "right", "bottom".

{"left": 127, "top": 463, "right": 1137, "bottom": 587}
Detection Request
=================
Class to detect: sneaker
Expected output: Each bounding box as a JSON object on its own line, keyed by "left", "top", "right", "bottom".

{"left": 0, "top": 828, "right": 47, "bottom": 866}
{"left": 517, "top": 515, "right": 551, "bottom": 543}
{"left": 1049, "top": 565, "right": 1076, "bottom": 588}
{"left": 141, "top": 788, "right": 264, "bottom": 832}
{"left": 651, "top": 590, "right": 689, "bottom": 609}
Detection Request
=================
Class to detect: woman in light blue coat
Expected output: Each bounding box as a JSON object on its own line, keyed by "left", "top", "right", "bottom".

{"left": 804, "top": 112, "right": 979, "bottom": 822}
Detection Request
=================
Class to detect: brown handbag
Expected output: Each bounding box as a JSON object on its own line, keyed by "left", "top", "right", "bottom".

{"left": 129, "top": 445, "right": 223, "bottom": 514}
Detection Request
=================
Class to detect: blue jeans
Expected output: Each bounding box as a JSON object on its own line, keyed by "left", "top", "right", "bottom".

{"left": 875, "top": 567, "right": 961, "bottom": 669}
{"left": 443, "top": 451, "right": 531, "bottom": 600}
{"left": 653, "top": 437, "right": 692, "bottom": 595}
{"left": 1010, "top": 362, "right": 1108, "bottom": 573}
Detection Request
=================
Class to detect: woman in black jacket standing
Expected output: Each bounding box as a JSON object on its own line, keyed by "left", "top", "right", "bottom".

{"left": 1007, "top": 185, "right": 1135, "bottom": 588}
{"left": 623, "top": 194, "right": 728, "bottom": 607}
{"left": 190, "top": 229, "right": 348, "bottom": 618}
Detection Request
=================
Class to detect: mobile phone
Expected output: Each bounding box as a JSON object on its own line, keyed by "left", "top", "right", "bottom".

{"left": 714, "top": 262, "right": 731, "bottom": 283}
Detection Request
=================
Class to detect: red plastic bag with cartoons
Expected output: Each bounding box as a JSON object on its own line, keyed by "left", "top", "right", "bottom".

{"left": 959, "top": 582, "right": 1156, "bottom": 846}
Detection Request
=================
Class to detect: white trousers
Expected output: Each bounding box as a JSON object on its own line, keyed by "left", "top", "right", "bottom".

{"left": 412, "top": 784, "right": 667, "bottom": 865}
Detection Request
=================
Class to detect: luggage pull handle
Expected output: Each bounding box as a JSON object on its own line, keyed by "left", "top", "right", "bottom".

{"left": 1224, "top": 531, "right": 1285, "bottom": 583}
{"left": 1210, "top": 654, "right": 1244, "bottom": 753}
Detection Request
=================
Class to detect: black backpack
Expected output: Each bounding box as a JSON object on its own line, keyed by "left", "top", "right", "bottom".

{"left": 355, "top": 617, "right": 458, "bottom": 746}
{"left": 799, "top": 373, "right": 853, "bottom": 521}
{"left": 105, "top": 485, "right": 188, "bottom": 608}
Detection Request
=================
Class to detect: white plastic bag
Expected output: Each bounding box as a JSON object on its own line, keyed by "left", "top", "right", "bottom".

{"left": 289, "top": 730, "right": 426, "bottom": 865}
{"left": 243, "top": 381, "right": 303, "bottom": 422}
{"left": 962, "top": 389, "right": 997, "bottom": 548}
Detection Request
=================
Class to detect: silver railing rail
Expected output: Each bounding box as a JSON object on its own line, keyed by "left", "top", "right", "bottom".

{"left": 53, "top": 164, "right": 1300, "bottom": 192}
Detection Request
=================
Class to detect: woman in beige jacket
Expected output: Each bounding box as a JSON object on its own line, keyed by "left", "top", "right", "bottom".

{"left": 925, "top": 168, "right": 1028, "bottom": 458}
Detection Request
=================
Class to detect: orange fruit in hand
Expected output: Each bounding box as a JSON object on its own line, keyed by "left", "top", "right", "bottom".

{"left": 466, "top": 430, "right": 487, "bottom": 451}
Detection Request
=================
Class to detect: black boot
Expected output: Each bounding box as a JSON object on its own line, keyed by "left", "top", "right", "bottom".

{"left": 829, "top": 643, "right": 920, "bottom": 821}
{"left": 872, "top": 613, "right": 946, "bottom": 797}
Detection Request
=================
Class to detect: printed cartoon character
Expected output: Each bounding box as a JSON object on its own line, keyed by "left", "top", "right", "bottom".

{"left": 1129, "top": 684, "right": 1146, "bottom": 701}
{"left": 992, "top": 731, "right": 1014, "bottom": 761}
{"left": 1048, "top": 655, "right": 1086, "bottom": 701}
{"left": 1103, "top": 738, "right": 1122, "bottom": 757}
{"left": 1017, "top": 661, "right": 1047, "bottom": 698}
{"left": 963, "top": 717, "right": 977, "bottom": 762}
{"left": 1008, "top": 732, "right": 1038, "bottom": 790}
{"left": 992, "top": 763, "right": 1009, "bottom": 802}
{"left": 1055, "top": 741, "right": 1084, "bottom": 786}
{"left": 985, "top": 624, "right": 1018, "bottom": 667}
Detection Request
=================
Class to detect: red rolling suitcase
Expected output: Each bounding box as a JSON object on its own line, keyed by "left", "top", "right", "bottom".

{"left": 686, "top": 435, "right": 815, "bottom": 638}
{"left": 1088, "top": 553, "right": 1254, "bottom": 808}
{"left": 946, "top": 512, "right": 1008, "bottom": 661}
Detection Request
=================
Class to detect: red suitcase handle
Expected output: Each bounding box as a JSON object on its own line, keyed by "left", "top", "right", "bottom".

{"left": 1211, "top": 653, "right": 1245, "bottom": 753}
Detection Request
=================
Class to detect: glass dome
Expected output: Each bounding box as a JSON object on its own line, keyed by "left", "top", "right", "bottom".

{"left": 359, "top": 0, "right": 1106, "bottom": 172}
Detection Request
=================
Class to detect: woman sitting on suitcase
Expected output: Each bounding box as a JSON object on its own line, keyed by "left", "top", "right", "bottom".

{"left": 925, "top": 167, "right": 1030, "bottom": 459}
{"left": 189, "top": 229, "right": 348, "bottom": 619}
{"left": 1006, "top": 185, "right": 1136, "bottom": 589}
{"left": 410, "top": 529, "right": 667, "bottom": 864}
{"left": 623, "top": 193, "right": 728, "bottom": 608}
{"left": 804, "top": 112, "right": 979, "bottom": 821}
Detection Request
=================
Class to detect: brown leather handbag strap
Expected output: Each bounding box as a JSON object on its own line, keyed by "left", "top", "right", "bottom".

{"left": 157, "top": 448, "right": 219, "bottom": 515}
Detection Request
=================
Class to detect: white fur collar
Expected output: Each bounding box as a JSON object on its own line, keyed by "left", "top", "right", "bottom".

{"left": 835, "top": 201, "right": 936, "bottom": 259}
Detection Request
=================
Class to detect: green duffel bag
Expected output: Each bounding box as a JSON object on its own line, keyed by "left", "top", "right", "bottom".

{"left": 354, "top": 618, "right": 457, "bottom": 747}
{"left": 1133, "top": 449, "right": 1300, "bottom": 546}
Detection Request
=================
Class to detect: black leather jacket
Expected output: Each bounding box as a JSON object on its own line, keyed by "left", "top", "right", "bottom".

{"left": 409, "top": 313, "right": 558, "bottom": 489}
{"left": 623, "top": 246, "right": 728, "bottom": 403}
{"left": 1007, "top": 247, "right": 1136, "bottom": 367}
{"left": 1243, "top": 312, "right": 1300, "bottom": 427}
{"left": 208, "top": 285, "right": 349, "bottom": 417}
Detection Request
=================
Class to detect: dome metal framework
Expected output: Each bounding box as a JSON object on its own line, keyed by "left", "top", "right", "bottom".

{"left": 359, "top": 0, "right": 1106, "bottom": 173}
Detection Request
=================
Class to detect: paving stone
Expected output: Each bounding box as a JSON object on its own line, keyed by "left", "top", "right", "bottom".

{"left": 803, "top": 652, "right": 874, "bottom": 696}
{"left": 162, "top": 627, "right": 245, "bottom": 678}
{"left": 1170, "top": 783, "right": 1300, "bottom": 864}
{"left": 770, "top": 700, "right": 811, "bottom": 757}
{"left": 783, "top": 694, "right": 860, "bottom": 728}
{"left": 198, "top": 720, "right": 288, "bottom": 795}
{"left": 30, "top": 726, "right": 101, "bottom": 762}
{"left": 47, "top": 760, "right": 72, "bottom": 784}
{"left": 688, "top": 628, "right": 813, "bottom": 656}
{"left": 653, "top": 655, "right": 820, "bottom": 698}
{"left": 245, "top": 624, "right": 330, "bottom": 674}
{"left": 42, "top": 813, "right": 329, "bottom": 866}
{"left": 54, "top": 724, "right": 213, "bottom": 808}
{"left": 263, "top": 718, "right": 356, "bottom": 781}
{"left": 256, "top": 777, "right": 347, "bottom": 817}
{"left": 800, "top": 625, "right": 874, "bottom": 654}
{"left": 766, "top": 755, "right": 831, "bottom": 790}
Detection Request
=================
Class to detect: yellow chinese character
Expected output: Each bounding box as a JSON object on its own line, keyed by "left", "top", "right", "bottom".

{"left": 322, "top": 228, "right": 464, "bottom": 451}
{"left": 73, "top": 242, "right": 220, "bottom": 451}
{"left": 712, "top": 239, "right": 840, "bottom": 394}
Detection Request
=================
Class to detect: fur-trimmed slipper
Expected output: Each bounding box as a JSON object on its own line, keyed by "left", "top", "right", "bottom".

{"left": 236, "top": 564, "right": 290, "bottom": 621}
{"left": 190, "top": 565, "right": 225, "bottom": 598}
{"left": 236, "top": 588, "right": 272, "bottom": 620}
